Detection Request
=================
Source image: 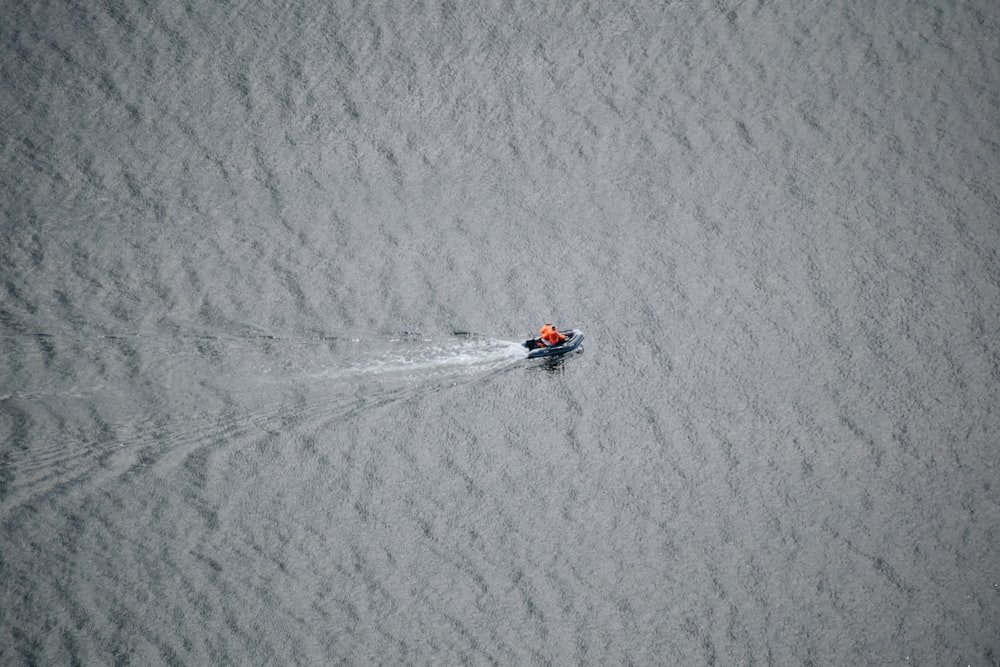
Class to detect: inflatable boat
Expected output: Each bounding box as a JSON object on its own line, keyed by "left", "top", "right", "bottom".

{"left": 523, "top": 329, "right": 584, "bottom": 359}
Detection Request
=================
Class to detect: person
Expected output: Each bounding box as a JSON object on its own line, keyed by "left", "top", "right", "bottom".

{"left": 539, "top": 323, "right": 567, "bottom": 346}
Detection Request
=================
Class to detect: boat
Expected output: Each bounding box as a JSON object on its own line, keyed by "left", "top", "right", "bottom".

{"left": 523, "top": 329, "right": 584, "bottom": 359}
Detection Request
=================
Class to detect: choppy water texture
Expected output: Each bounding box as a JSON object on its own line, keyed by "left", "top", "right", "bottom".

{"left": 2, "top": 0, "right": 999, "bottom": 664}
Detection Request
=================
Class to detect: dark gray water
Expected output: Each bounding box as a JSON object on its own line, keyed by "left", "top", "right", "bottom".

{"left": 2, "top": 0, "right": 999, "bottom": 664}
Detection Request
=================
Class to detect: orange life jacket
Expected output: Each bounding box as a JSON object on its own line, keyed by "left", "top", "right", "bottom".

{"left": 542, "top": 329, "right": 566, "bottom": 345}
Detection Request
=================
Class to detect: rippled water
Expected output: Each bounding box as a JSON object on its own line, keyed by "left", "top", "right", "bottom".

{"left": 2, "top": 0, "right": 999, "bottom": 664}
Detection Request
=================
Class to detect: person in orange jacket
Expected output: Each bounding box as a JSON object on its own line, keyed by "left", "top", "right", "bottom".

{"left": 538, "top": 323, "right": 567, "bottom": 346}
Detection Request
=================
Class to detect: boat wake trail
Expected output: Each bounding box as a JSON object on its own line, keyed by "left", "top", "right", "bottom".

{"left": 344, "top": 333, "right": 527, "bottom": 381}
{"left": 0, "top": 329, "right": 526, "bottom": 515}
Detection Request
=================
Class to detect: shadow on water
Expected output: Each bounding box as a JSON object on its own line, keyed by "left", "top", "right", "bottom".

{"left": 527, "top": 346, "right": 585, "bottom": 374}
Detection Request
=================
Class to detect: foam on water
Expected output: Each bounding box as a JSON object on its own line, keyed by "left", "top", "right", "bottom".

{"left": 350, "top": 335, "right": 528, "bottom": 378}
